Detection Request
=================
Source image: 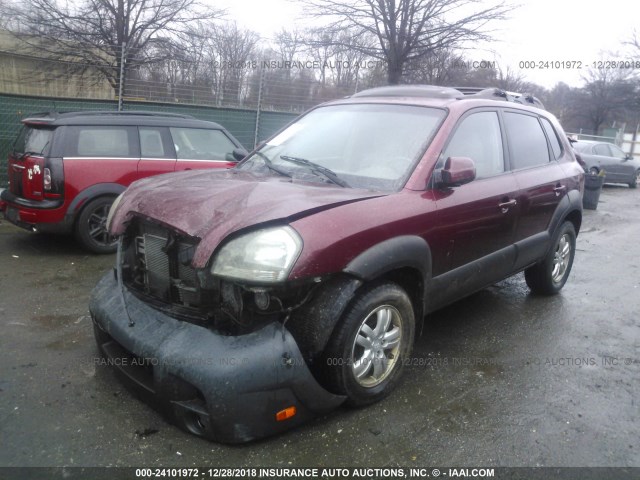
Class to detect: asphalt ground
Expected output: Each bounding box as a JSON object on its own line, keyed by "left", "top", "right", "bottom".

{"left": 0, "top": 185, "right": 638, "bottom": 477}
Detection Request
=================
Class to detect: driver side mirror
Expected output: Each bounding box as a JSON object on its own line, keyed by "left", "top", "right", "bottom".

{"left": 439, "top": 156, "right": 476, "bottom": 187}
{"left": 231, "top": 147, "right": 249, "bottom": 161}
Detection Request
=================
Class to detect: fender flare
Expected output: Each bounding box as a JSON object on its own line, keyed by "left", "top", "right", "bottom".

{"left": 344, "top": 235, "right": 432, "bottom": 313}
{"left": 65, "top": 183, "right": 126, "bottom": 223}
{"left": 548, "top": 188, "right": 583, "bottom": 243}
{"left": 344, "top": 235, "right": 431, "bottom": 283}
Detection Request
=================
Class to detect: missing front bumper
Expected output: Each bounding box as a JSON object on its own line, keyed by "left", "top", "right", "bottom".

{"left": 89, "top": 272, "right": 345, "bottom": 443}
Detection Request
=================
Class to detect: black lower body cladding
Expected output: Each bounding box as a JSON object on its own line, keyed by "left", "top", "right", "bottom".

{"left": 89, "top": 273, "right": 345, "bottom": 443}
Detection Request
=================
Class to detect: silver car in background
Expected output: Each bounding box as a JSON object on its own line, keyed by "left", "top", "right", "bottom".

{"left": 573, "top": 140, "right": 640, "bottom": 188}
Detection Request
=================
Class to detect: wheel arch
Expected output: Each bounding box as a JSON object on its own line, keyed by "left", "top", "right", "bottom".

{"left": 288, "top": 236, "right": 432, "bottom": 365}
{"left": 343, "top": 235, "right": 431, "bottom": 323}
{"left": 66, "top": 183, "right": 126, "bottom": 224}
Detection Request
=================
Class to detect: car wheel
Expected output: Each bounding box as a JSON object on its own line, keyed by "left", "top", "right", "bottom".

{"left": 75, "top": 196, "right": 118, "bottom": 254}
{"left": 589, "top": 167, "right": 599, "bottom": 175}
{"left": 525, "top": 221, "right": 576, "bottom": 295}
{"left": 321, "top": 282, "right": 415, "bottom": 407}
{"left": 629, "top": 169, "right": 639, "bottom": 189}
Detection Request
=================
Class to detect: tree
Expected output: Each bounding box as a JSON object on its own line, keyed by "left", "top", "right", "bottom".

{"left": 576, "top": 67, "right": 636, "bottom": 134}
{"left": 1, "top": 0, "right": 223, "bottom": 96}
{"left": 299, "top": 0, "right": 514, "bottom": 84}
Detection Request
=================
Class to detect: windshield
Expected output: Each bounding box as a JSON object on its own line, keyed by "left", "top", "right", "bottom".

{"left": 239, "top": 104, "right": 445, "bottom": 191}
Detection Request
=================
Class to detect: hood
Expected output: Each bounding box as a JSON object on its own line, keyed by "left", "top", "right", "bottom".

{"left": 111, "top": 169, "right": 384, "bottom": 267}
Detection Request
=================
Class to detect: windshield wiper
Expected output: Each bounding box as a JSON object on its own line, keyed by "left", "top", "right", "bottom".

{"left": 250, "top": 151, "right": 293, "bottom": 179}
{"left": 16, "top": 150, "right": 45, "bottom": 160}
{"left": 279, "top": 155, "right": 349, "bottom": 187}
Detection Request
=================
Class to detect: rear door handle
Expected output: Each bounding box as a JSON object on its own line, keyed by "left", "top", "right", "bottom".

{"left": 499, "top": 199, "right": 517, "bottom": 213}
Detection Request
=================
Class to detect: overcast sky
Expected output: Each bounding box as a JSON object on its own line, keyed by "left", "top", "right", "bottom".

{"left": 215, "top": 0, "right": 638, "bottom": 89}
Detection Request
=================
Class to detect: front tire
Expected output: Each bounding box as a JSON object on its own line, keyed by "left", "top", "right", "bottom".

{"left": 629, "top": 169, "right": 639, "bottom": 189}
{"left": 525, "top": 221, "right": 576, "bottom": 295}
{"left": 321, "top": 283, "right": 415, "bottom": 407}
{"left": 75, "top": 196, "right": 117, "bottom": 254}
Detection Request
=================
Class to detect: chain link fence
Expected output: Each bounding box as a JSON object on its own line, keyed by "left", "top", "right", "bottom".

{"left": 0, "top": 93, "right": 298, "bottom": 187}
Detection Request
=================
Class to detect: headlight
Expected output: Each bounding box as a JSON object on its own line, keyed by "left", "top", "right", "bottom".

{"left": 211, "top": 226, "right": 302, "bottom": 282}
{"left": 106, "top": 192, "right": 125, "bottom": 233}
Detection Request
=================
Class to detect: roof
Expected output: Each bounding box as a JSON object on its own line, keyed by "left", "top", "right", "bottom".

{"left": 21, "top": 111, "right": 226, "bottom": 130}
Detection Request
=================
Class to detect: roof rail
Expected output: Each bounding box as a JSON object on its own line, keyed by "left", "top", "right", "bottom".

{"left": 456, "top": 87, "right": 545, "bottom": 110}
{"left": 22, "top": 110, "right": 196, "bottom": 122}
{"left": 59, "top": 110, "right": 195, "bottom": 119}
{"left": 352, "top": 85, "right": 464, "bottom": 99}
{"left": 351, "top": 84, "right": 545, "bottom": 110}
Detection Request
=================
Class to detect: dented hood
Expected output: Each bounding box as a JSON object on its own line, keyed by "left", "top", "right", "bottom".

{"left": 111, "top": 169, "right": 383, "bottom": 267}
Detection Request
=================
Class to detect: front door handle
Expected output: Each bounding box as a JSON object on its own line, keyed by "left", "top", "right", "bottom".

{"left": 499, "top": 199, "right": 517, "bottom": 214}
{"left": 554, "top": 185, "right": 567, "bottom": 196}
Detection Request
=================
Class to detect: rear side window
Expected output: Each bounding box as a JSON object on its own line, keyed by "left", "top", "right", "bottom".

{"left": 443, "top": 111, "right": 504, "bottom": 178}
{"left": 13, "top": 126, "right": 53, "bottom": 156}
{"left": 170, "top": 128, "right": 236, "bottom": 160}
{"left": 504, "top": 112, "right": 550, "bottom": 169}
{"left": 594, "top": 144, "right": 610, "bottom": 156}
{"left": 65, "top": 126, "right": 136, "bottom": 157}
{"left": 540, "top": 118, "right": 562, "bottom": 160}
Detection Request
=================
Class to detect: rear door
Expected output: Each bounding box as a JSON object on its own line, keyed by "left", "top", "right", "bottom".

{"left": 137, "top": 126, "right": 177, "bottom": 177}
{"left": 170, "top": 127, "right": 238, "bottom": 171}
{"left": 506, "top": 111, "right": 568, "bottom": 270}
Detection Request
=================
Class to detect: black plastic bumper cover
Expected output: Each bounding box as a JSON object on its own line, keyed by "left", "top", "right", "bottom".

{"left": 89, "top": 273, "right": 345, "bottom": 443}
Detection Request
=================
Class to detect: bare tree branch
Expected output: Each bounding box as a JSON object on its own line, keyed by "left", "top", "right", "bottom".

{"left": 298, "top": 0, "right": 515, "bottom": 84}
{"left": 0, "top": 0, "right": 224, "bottom": 94}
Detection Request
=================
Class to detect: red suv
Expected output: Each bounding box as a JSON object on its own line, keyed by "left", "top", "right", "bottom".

{"left": 90, "top": 86, "right": 584, "bottom": 442}
{"left": 2, "top": 111, "right": 246, "bottom": 252}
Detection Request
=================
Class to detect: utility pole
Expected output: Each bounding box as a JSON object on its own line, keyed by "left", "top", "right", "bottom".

{"left": 117, "top": 42, "right": 127, "bottom": 111}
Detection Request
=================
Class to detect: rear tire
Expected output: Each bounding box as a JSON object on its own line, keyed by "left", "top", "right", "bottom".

{"left": 629, "top": 169, "right": 639, "bottom": 189}
{"left": 525, "top": 221, "right": 576, "bottom": 295}
{"left": 75, "top": 196, "right": 117, "bottom": 254}
{"left": 320, "top": 282, "right": 415, "bottom": 407}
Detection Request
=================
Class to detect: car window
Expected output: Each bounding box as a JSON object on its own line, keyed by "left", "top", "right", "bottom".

{"left": 68, "top": 126, "right": 135, "bottom": 157}
{"left": 170, "top": 128, "right": 236, "bottom": 160}
{"left": 504, "top": 112, "right": 550, "bottom": 169}
{"left": 139, "top": 127, "right": 173, "bottom": 159}
{"left": 573, "top": 142, "right": 592, "bottom": 154}
{"left": 593, "top": 144, "right": 610, "bottom": 156}
{"left": 540, "top": 117, "right": 562, "bottom": 160}
{"left": 609, "top": 145, "right": 627, "bottom": 159}
{"left": 443, "top": 111, "right": 504, "bottom": 178}
{"left": 13, "top": 126, "right": 53, "bottom": 155}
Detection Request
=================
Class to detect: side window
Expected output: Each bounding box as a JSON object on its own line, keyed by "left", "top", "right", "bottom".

{"left": 443, "top": 111, "right": 504, "bottom": 178}
{"left": 69, "top": 126, "right": 136, "bottom": 157}
{"left": 540, "top": 117, "right": 562, "bottom": 160}
{"left": 170, "top": 128, "right": 237, "bottom": 160}
{"left": 139, "top": 127, "right": 174, "bottom": 159}
{"left": 504, "top": 112, "right": 550, "bottom": 169}
{"left": 593, "top": 144, "right": 610, "bottom": 156}
{"left": 609, "top": 145, "right": 627, "bottom": 160}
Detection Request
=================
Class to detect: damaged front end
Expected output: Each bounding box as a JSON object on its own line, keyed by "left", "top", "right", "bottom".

{"left": 90, "top": 216, "right": 357, "bottom": 443}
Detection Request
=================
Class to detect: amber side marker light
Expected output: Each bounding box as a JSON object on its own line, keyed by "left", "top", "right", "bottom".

{"left": 276, "top": 406, "right": 297, "bottom": 422}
